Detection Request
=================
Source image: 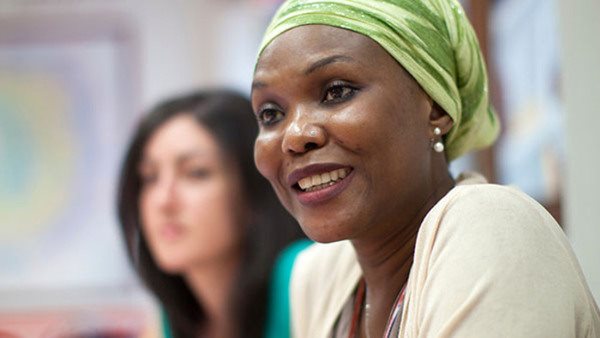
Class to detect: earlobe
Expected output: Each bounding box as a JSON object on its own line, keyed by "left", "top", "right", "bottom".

{"left": 428, "top": 103, "right": 452, "bottom": 154}
{"left": 429, "top": 103, "right": 453, "bottom": 136}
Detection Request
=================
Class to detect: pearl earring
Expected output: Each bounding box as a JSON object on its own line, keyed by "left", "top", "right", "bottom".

{"left": 432, "top": 127, "right": 444, "bottom": 153}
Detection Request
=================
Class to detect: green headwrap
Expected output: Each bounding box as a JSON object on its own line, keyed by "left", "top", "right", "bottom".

{"left": 256, "top": 0, "right": 500, "bottom": 161}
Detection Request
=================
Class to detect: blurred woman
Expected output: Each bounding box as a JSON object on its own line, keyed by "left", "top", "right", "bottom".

{"left": 117, "top": 89, "right": 308, "bottom": 338}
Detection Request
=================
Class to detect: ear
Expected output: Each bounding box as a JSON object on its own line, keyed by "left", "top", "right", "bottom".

{"left": 428, "top": 102, "right": 453, "bottom": 137}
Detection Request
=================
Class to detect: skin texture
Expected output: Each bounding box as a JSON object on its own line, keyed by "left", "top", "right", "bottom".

{"left": 138, "top": 114, "right": 242, "bottom": 338}
{"left": 252, "top": 25, "right": 455, "bottom": 338}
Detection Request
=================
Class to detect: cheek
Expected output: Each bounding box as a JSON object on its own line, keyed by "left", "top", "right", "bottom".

{"left": 139, "top": 192, "right": 157, "bottom": 238}
{"left": 185, "top": 184, "right": 242, "bottom": 253}
{"left": 138, "top": 192, "right": 172, "bottom": 267}
{"left": 254, "top": 133, "right": 294, "bottom": 211}
{"left": 254, "top": 134, "right": 280, "bottom": 182}
{"left": 328, "top": 105, "right": 392, "bottom": 152}
{"left": 346, "top": 94, "right": 422, "bottom": 149}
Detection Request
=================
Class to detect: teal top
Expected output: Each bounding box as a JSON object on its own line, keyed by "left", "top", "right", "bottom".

{"left": 263, "top": 239, "right": 312, "bottom": 338}
{"left": 161, "top": 239, "right": 312, "bottom": 338}
{"left": 161, "top": 310, "right": 173, "bottom": 338}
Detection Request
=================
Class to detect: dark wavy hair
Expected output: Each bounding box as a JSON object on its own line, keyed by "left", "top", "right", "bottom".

{"left": 117, "top": 89, "right": 305, "bottom": 338}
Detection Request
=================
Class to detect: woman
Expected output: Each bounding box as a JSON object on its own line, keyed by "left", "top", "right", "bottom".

{"left": 250, "top": 1, "right": 600, "bottom": 337}
{"left": 117, "top": 89, "right": 308, "bottom": 338}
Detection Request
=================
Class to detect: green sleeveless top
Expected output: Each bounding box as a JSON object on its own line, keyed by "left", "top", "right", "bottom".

{"left": 161, "top": 239, "right": 312, "bottom": 338}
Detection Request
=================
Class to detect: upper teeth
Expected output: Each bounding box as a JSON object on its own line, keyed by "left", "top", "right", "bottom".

{"left": 297, "top": 168, "right": 349, "bottom": 190}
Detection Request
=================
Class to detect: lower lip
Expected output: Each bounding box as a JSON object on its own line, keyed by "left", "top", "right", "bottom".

{"left": 295, "top": 170, "right": 355, "bottom": 206}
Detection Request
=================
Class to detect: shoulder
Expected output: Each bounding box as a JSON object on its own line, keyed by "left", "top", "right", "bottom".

{"left": 444, "top": 182, "right": 552, "bottom": 218}
{"left": 404, "top": 183, "right": 600, "bottom": 337}
{"left": 427, "top": 183, "right": 564, "bottom": 248}
{"left": 290, "top": 241, "right": 361, "bottom": 338}
{"left": 420, "top": 182, "right": 574, "bottom": 281}
{"left": 293, "top": 240, "right": 360, "bottom": 298}
{"left": 292, "top": 240, "right": 360, "bottom": 298}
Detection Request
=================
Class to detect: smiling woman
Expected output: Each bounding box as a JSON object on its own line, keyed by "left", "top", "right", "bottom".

{"left": 253, "top": 25, "right": 450, "bottom": 243}
{"left": 251, "top": 0, "right": 600, "bottom": 337}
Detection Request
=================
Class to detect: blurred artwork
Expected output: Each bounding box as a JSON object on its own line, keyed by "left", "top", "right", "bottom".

{"left": 0, "top": 14, "right": 150, "bottom": 337}
{"left": 491, "top": 0, "right": 564, "bottom": 205}
{"left": 0, "top": 23, "right": 135, "bottom": 292}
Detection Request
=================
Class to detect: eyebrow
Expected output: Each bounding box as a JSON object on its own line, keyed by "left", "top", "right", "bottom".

{"left": 139, "top": 150, "right": 216, "bottom": 168}
{"left": 251, "top": 80, "right": 266, "bottom": 90}
{"left": 176, "top": 151, "right": 214, "bottom": 164}
{"left": 251, "top": 54, "right": 356, "bottom": 90}
{"left": 304, "top": 55, "right": 356, "bottom": 75}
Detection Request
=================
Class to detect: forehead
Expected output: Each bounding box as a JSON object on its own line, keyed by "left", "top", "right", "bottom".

{"left": 143, "top": 114, "right": 219, "bottom": 160}
{"left": 252, "top": 24, "right": 426, "bottom": 105}
{"left": 255, "top": 25, "right": 391, "bottom": 76}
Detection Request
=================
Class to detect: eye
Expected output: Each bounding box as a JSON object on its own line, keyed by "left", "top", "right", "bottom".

{"left": 187, "top": 168, "right": 211, "bottom": 179}
{"left": 323, "top": 82, "right": 357, "bottom": 103}
{"left": 139, "top": 172, "right": 158, "bottom": 186}
{"left": 138, "top": 164, "right": 158, "bottom": 186}
{"left": 256, "top": 105, "right": 284, "bottom": 126}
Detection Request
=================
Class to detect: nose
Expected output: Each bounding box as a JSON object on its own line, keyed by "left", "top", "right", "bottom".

{"left": 153, "top": 173, "right": 179, "bottom": 213}
{"left": 281, "top": 111, "right": 326, "bottom": 155}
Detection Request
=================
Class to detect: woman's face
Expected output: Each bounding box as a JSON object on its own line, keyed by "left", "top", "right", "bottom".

{"left": 252, "top": 25, "right": 436, "bottom": 243}
{"left": 139, "top": 114, "right": 242, "bottom": 274}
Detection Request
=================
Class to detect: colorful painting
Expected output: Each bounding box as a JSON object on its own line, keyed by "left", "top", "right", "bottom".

{"left": 0, "top": 19, "right": 140, "bottom": 301}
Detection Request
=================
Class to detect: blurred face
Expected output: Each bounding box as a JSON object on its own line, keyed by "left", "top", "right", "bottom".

{"left": 252, "top": 25, "right": 435, "bottom": 243}
{"left": 139, "top": 114, "right": 242, "bottom": 274}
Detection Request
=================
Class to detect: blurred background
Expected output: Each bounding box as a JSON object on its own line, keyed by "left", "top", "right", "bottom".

{"left": 0, "top": 0, "right": 598, "bottom": 336}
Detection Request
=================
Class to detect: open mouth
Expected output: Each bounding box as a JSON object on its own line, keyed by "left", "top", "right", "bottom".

{"left": 294, "top": 168, "right": 351, "bottom": 192}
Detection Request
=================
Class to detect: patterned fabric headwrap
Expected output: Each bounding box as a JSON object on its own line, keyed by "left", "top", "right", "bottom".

{"left": 256, "top": 0, "right": 500, "bottom": 161}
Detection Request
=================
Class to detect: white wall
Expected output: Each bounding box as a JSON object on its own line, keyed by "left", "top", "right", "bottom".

{"left": 131, "top": 0, "right": 271, "bottom": 109}
{"left": 558, "top": 0, "right": 600, "bottom": 302}
{"left": 0, "top": 0, "right": 271, "bottom": 110}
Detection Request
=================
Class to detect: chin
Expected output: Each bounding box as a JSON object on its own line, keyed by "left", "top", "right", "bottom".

{"left": 155, "top": 256, "right": 187, "bottom": 275}
{"left": 296, "top": 208, "right": 360, "bottom": 243}
{"left": 300, "top": 221, "right": 352, "bottom": 244}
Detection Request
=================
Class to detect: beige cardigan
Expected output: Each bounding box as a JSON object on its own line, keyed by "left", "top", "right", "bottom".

{"left": 290, "top": 175, "right": 600, "bottom": 338}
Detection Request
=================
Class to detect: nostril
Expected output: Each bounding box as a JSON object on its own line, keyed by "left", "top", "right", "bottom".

{"left": 304, "top": 142, "right": 317, "bottom": 151}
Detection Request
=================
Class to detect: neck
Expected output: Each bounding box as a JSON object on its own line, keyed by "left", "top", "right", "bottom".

{"left": 184, "top": 250, "right": 241, "bottom": 338}
{"left": 351, "top": 172, "right": 454, "bottom": 338}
